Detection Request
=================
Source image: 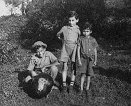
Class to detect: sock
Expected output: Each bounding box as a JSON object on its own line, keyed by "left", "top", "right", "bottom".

{"left": 63, "top": 82, "right": 66, "bottom": 86}
{"left": 70, "top": 81, "right": 74, "bottom": 86}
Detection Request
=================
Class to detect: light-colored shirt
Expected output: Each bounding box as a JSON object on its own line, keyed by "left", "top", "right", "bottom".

{"left": 27, "top": 51, "right": 57, "bottom": 71}
{"left": 57, "top": 25, "right": 81, "bottom": 44}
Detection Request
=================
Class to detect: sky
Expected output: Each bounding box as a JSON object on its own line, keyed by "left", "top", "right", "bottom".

{"left": 0, "top": 0, "right": 33, "bottom": 17}
{"left": 0, "top": 0, "right": 12, "bottom": 17}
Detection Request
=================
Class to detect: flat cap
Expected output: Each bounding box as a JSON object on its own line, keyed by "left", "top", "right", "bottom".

{"left": 32, "top": 41, "right": 47, "bottom": 48}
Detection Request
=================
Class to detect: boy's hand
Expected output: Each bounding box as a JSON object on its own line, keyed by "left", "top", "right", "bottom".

{"left": 78, "top": 61, "right": 82, "bottom": 66}
{"left": 58, "top": 36, "right": 63, "bottom": 40}
{"left": 42, "top": 66, "right": 48, "bottom": 73}
{"left": 78, "top": 59, "right": 82, "bottom": 66}
{"left": 31, "top": 71, "right": 38, "bottom": 77}
{"left": 93, "top": 61, "right": 97, "bottom": 66}
{"left": 58, "top": 36, "right": 61, "bottom": 39}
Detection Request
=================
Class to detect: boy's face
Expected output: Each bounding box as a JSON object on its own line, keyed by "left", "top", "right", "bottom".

{"left": 36, "top": 47, "right": 46, "bottom": 58}
{"left": 83, "top": 29, "right": 92, "bottom": 37}
{"left": 68, "top": 16, "right": 78, "bottom": 27}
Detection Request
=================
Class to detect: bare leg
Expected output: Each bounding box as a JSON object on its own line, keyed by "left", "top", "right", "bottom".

{"left": 70, "top": 70, "right": 75, "bottom": 86}
{"left": 51, "top": 66, "right": 58, "bottom": 81}
{"left": 70, "top": 62, "right": 76, "bottom": 86}
{"left": 86, "top": 76, "right": 91, "bottom": 90}
{"left": 62, "top": 62, "right": 68, "bottom": 86}
{"left": 80, "top": 74, "right": 86, "bottom": 91}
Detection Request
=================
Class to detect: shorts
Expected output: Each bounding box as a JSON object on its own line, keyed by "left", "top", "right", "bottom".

{"left": 77, "top": 57, "right": 94, "bottom": 76}
{"left": 59, "top": 43, "right": 77, "bottom": 63}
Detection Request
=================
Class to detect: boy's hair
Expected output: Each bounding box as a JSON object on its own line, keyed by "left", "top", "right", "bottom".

{"left": 32, "top": 45, "right": 46, "bottom": 53}
{"left": 67, "top": 11, "right": 79, "bottom": 19}
{"left": 82, "top": 22, "right": 92, "bottom": 31}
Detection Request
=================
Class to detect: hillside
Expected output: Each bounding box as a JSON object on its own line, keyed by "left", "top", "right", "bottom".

{"left": 0, "top": 0, "right": 131, "bottom": 105}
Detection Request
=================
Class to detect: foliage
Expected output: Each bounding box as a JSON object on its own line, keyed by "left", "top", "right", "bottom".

{"left": 20, "top": 0, "right": 131, "bottom": 50}
{"left": 4, "top": 0, "right": 23, "bottom": 7}
{"left": 0, "top": 15, "right": 28, "bottom": 64}
{"left": 0, "top": 1, "right": 130, "bottom": 106}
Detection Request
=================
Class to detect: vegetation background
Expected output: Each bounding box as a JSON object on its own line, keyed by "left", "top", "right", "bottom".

{"left": 0, "top": 0, "right": 131, "bottom": 106}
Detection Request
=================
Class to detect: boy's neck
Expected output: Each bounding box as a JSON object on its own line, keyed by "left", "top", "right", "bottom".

{"left": 85, "top": 35, "right": 91, "bottom": 38}
{"left": 68, "top": 24, "right": 77, "bottom": 27}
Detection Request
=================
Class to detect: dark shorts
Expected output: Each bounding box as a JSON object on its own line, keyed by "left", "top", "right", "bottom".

{"left": 77, "top": 57, "right": 94, "bottom": 76}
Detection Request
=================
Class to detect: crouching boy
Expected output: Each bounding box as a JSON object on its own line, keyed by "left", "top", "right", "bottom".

{"left": 25, "top": 41, "right": 59, "bottom": 85}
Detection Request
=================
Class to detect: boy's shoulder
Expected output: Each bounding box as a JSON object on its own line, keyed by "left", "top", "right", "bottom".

{"left": 80, "top": 36, "right": 97, "bottom": 41}
{"left": 63, "top": 25, "right": 80, "bottom": 29}
{"left": 90, "top": 36, "right": 96, "bottom": 40}
{"left": 45, "top": 51, "right": 53, "bottom": 56}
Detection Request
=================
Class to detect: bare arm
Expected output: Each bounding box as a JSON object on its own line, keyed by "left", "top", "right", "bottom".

{"left": 77, "top": 45, "right": 82, "bottom": 66}
{"left": 27, "top": 58, "right": 38, "bottom": 76}
{"left": 94, "top": 48, "right": 97, "bottom": 65}
{"left": 57, "top": 27, "right": 63, "bottom": 39}
{"left": 44, "top": 60, "right": 60, "bottom": 68}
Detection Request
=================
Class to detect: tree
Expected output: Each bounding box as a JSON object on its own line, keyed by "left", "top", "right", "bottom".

{"left": 4, "top": 0, "right": 22, "bottom": 7}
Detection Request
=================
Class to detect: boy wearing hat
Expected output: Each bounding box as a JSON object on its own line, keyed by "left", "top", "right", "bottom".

{"left": 25, "top": 41, "right": 59, "bottom": 84}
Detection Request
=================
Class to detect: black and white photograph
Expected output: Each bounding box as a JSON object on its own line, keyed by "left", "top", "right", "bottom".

{"left": 0, "top": 0, "right": 131, "bottom": 106}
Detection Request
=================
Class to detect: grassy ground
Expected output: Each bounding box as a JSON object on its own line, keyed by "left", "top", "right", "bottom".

{"left": 0, "top": 44, "right": 131, "bottom": 106}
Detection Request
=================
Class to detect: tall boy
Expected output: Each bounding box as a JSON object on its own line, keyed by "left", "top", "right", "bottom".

{"left": 57, "top": 11, "right": 80, "bottom": 93}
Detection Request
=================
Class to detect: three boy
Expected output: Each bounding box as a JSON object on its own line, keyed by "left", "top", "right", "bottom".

{"left": 25, "top": 11, "right": 98, "bottom": 98}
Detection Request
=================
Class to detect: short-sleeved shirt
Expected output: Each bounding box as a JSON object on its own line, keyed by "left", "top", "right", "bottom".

{"left": 57, "top": 25, "right": 80, "bottom": 62}
{"left": 27, "top": 51, "right": 57, "bottom": 71}
{"left": 78, "top": 36, "right": 98, "bottom": 60}
{"left": 57, "top": 25, "right": 80, "bottom": 44}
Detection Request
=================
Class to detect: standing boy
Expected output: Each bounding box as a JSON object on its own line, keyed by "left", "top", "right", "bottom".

{"left": 77, "top": 22, "right": 98, "bottom": 97}
{"left": 57, "top": 11, "right": 80, "bottom": 94}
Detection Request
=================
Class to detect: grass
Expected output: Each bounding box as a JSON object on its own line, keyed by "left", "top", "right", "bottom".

{"left": 0, "top": 46, "right": 131, "bottom": 106}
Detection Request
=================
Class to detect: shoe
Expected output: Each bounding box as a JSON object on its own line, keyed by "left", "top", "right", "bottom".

{"left": 79, "top": 90, "right": 84, "bottom": 95}
{"left": 86, "top": 90, "right": 91, "bottom": 102}
{"left": 54, "top": 81, "right": 59, "bottom": 87}
{"left": 69, "top": 85, "right": 74, "bottom": 94}
{"left": 62, "top": 86, "right": 67, "bottom": 93}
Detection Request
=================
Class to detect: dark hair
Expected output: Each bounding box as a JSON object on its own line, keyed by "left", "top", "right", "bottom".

{"left": 82, "top": 22, "right": 92, "bottom": 31}
{"left": 67, "top": 11, "right": 79, "bottom": 19}
{"left": 32, "top": 45, "right": 46, "bottom": 53}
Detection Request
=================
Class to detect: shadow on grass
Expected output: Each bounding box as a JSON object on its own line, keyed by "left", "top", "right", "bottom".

{"left": 94, "top": 66, "right": 131, "bottom": 84}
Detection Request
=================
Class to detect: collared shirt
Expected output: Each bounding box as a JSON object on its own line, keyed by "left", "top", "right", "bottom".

{"left": 57, "top": 25, "right": 81, "bottom": 44}
{"left": 78, "top": 36, "right": 98, "bottom": 58}
{"left": 27, "top": 51, "right": 57, "bottom": 71}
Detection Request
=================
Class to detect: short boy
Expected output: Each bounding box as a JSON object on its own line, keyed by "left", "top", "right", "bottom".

{"left": 77, "top": 22, "right": 98, "bottom": 96}
{"left": 57, "top": 11, "right": 81, "bottom": 93}
{"left": 25, "top": 41, "right": 59, "bottom": 85}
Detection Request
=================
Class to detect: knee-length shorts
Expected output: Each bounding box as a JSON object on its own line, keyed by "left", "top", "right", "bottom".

{"left": 77, "top": 57, "right": 94, "bottom": 76}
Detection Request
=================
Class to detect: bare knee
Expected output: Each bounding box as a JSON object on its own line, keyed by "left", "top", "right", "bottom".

{"left": 51, "top": 66, "right": 58, "bottom": 74}
{"left": 81, "top": 73, "right": 86, "bottom": 78}
{"left": 63, "top": 62, "right": 68, "bottom": 71}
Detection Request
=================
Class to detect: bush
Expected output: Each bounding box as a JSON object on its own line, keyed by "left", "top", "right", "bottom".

{"left": 0, "top": 15, "right": 28, "bottom": 64}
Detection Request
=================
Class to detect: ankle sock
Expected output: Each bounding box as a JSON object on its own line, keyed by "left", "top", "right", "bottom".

{"left": 70, "top": 81, "right": 74, "bottom": 86}
{"left": 63, "top": 82, "right": 66, "bottom": 86}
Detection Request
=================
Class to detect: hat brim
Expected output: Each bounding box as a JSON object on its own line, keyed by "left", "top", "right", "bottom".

{"left": 32, "top": 44, "right": 47, "bottom": 48}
